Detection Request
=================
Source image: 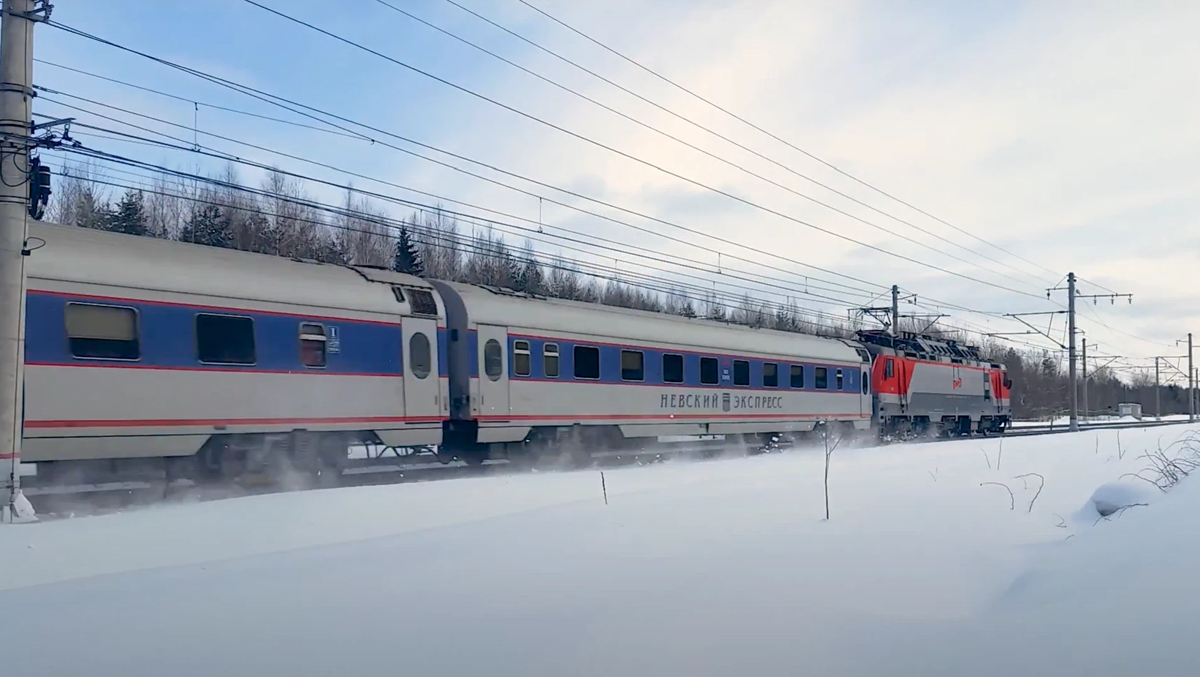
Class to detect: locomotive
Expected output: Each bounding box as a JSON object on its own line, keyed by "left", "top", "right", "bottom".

{"left": 21, "top": 222, "right": 1010, "bottom": 483}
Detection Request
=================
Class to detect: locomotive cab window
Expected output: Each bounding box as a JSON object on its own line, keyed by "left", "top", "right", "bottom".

{"left": 763, "top": 362, "right": 778, "bottom": 387}
{"left": 885, "top": 358, "right": 894, "bottom": 379}
{"left": 815, "top": 367, "right": 828, "bottom": 389}
{"left": 836, "top": 369, "right": 844, "bottom": 390}
{"left": 409, "top": 332, "right": 432, "bottom": 379}
{"left": 513, "top": 340, "right": 531, "bottom": 377}
{"left": 790, "top": 364, "right": 804, "bottom": 388}
{"left": 543, "top": 343, "right": 559, "bottom": 378}
{"left": 700, "top": 357, "right": 719, "bottom": 385}
{"left": 621, "top": 350, "right": 644, "bottom": 381}
{"left": 484, "top": 339, "right": 503, "bottom": 381}
{"left": 196, "top": 313, "right": 255, "bottom": 365}
{"left": 574, "top": 345, "right": 600, "bottom": 379}
{"left": 732, "top": 360, "right": 750, "bottom": 386}
{"left": 299, "top": 322, "right": 326, "bottom": 368}
{"left": 663, "top": 353, "right": 684, "bottom": 383}
{"left": 862, "top": 372, "right": 869, "bottom": 394}
{"left": 65, "top": 303, "right": 140, "bottom": 360}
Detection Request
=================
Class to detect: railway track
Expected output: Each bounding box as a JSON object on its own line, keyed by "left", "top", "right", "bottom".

{"left": 21, "top": 418, "right": 1194, "bottom": 518}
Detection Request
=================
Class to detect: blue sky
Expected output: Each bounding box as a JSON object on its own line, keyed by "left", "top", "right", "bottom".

{"left": 32, "top": 0, "right": 1200, "bottom": 373}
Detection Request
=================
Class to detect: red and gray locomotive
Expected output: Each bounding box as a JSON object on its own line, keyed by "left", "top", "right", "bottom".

{"left": 858, "top": 330, "right": 1011, "bottom": 439}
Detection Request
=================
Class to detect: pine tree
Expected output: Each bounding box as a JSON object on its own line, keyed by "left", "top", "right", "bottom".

{"left": 73, "top": 185, "right": 108, "bottom": 230}
{"left": 392, "top": 224, "right": 423, "bottom": 275}
{"left": 679, "top": 297, "right": 697, "bottom": 318}
{"left": 516, "top": 257, "right": 543, "bottom": 295}
{"left": 104, "top": 189, "right": 148, "bottom": 236}
{"left": 179, "top": 204, "right": 232, "bottom": 249}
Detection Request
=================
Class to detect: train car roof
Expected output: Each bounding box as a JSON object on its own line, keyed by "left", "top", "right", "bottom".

{"left": 438, "top": 281, "right": 864, "bottom": 363}
{"left": 27, "top": 222, "right": 436, "bottom": 318}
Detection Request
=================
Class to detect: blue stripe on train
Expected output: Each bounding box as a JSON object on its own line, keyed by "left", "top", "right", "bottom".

{"left": 505, "top": 335, "right": 862, "bottom": 392}
{"left": 25, "top": 291, "right": 449, "bottom": 377}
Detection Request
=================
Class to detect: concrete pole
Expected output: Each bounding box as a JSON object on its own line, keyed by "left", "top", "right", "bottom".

{"left": 1190, "top": 334, "right": 1195, "bottom": 423}
{"left": 1067, "top": 272, "right": 1078, "bottom": 432}
{"left": 890, "top": 284, "right": 899, "bottom": 337}
{"left": 1081, "top": 337, "right": 1088, "bottom": 422}
{"left": 1155, "top": 357, "right": 1160, "bottom": 420}
{"left": 0, "top": 0, "right": 34, "bottom": 523}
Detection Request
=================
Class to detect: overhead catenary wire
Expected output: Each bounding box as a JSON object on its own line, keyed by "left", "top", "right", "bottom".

{"left": 41, "top": 157, "right": 866, "bottom": 334}
{"left": 514, "top": 0, "right": 1078, "bottom": 289}
{"left": 37, "top": 119, "right": 880, "bottom": 319}
{"left": 39, "top": 23, "right": 1148, "bottom": 356}
{"left": 39, "top": 153, "right": 873, "bottom": 321}
{"left": 32, "top": 96, "right": 886, "bottom": 311}
{"left": 29, "top": 102, "right": 1065, "bottom": 351}
{"left": 235, "top": 0, "right": 1054, "bottom": 302}
{"left": 369, "top": 0, "right": 1051, "bottom": 294}
{"left": 36, "top": 25, "right": 896, "bottom": 298}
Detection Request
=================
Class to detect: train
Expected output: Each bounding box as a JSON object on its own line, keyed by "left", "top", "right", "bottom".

{"left": 21, "top": 222, "right": 1011, "bottom": 483}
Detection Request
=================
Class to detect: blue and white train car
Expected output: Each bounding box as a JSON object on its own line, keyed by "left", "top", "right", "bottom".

{"left": 24, "top": 222, "right": 447, "bottom": 479}
{"left": 432, "top": 282, "right": 872, "bottom": 459}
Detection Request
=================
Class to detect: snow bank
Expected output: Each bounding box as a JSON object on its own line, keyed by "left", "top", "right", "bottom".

{"left": 1, "top": 426, "right": 1198, "bottom": 676}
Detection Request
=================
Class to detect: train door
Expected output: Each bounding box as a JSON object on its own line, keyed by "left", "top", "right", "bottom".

{"left": 862, "top": 366, "right": 871, "bottom": 419}
{"left": 477, "top": 324, "right": 510, "bottom": 417}
{"left": 402, "top": 317, "right": 440, "bottom": 420}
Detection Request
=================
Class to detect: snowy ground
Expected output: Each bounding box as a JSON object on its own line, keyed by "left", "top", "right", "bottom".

{"left": 2, "top": 425, "right": 1199, "bottom": 676}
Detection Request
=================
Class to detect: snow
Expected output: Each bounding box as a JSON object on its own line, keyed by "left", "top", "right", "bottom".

{"left": 2, "top": 426, "right": 1199, "bottom": 676}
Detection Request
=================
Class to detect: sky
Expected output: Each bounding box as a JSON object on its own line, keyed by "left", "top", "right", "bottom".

{"left": 29, "top": 0, "right": 1200, "bottom": 376}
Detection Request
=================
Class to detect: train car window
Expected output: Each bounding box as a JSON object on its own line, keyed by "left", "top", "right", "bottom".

{"left": 763, "top": 362, "right": 778, "bottom": 387}
{"left": 885, "top": 358, "right": 894, "bottom": 379}
{"left": 196, "top": 314, "right": 256, "bottom": 365}
{"left": 862, "top": 372, "right": 869, "bottom": 395}
{"left": 484, "top": 339, "right": 503, "bottom": 381}
{"left": 513, "top": 340, "right": 531, "bottom": 377}
{"left": 836, "top": 369, "right": 844, "bottom": 390}
{"left": 65, "top": 303, "right": 140, "bottom": 360}
{"left": 299, "top": 323, "right": 326, "bottom": 368}
{"left": 733, "top": 360, "right": 750, "bottom": 386}
{"left": 790, "top": 364, "right": 804, "bottom": 388}
{"left": 815, "top": 367, "right": 828, "bottom": 389}
{"left": 409, "top": 332, "right": 432, "bottom": 379}
{"left": 621, "top": 350, "right": 644, "bottom": 381}
{"left": 700, "top": 357, "right": 718, "bottom": 385}
{"left": 543, "top": 343, "right": 559, "bottom": 378}
{"left": 574, "top": 345, "right": 600, "bottom": 379}
{"left": 663, "top": 353, "right": 684, "bottom": 383}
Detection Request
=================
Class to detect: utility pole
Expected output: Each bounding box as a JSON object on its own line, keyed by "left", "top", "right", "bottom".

{"left": 1177, "top": 334, "right": 1194, "bottom": 423}
{"left": 0, "top": 0, "right": 39, "bottom": 523}
{"left": 1155, "top": 357, "right": 1160, "bottom": 420}
{"left": 1081, "top": 337, "right": 1087, "bottom": 422}
{"left": 890, "top": 284, "right": 899, "bottom": 337}
{"left": 1067, "top": 273, "right": 1078, "bottom": 431}
{"left": 1040, "top": 274, "right": 1132, "bottom": 434}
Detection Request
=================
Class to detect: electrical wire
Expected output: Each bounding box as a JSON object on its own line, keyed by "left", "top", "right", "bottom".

{"left": 235, "top": 0, "right": 1054, "bottom": 301}
{"left": 514, "top": 0, "right": 1071, "bottom": 285}
{"left": 371, "top": 0, "right": 1052, "bottom": 294}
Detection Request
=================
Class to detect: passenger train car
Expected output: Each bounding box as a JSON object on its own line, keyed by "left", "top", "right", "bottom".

{"left": 20, "top": 223, "right": 1008, "bottom": 482}
{"left": 432, "top": 280, "right": 872, "bottom": 462}
{"left": 25, "top": 222, "right": 446, "bottom": 480}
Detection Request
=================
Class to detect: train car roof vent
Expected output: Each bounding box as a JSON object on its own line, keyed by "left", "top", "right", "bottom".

{"left": 407, "top": 288, "right": 439, "bottom": 317}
